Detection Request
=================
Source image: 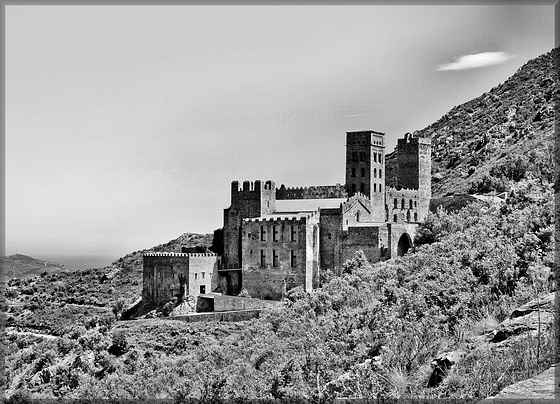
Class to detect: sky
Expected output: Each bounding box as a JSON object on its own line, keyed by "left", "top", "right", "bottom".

{"left": 5, "top": 4, "right": 556, "bottom": 261}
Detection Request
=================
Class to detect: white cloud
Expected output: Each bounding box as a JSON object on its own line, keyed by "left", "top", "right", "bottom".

{"left": 436, "top": 52, "right": 515, "bottom": 71}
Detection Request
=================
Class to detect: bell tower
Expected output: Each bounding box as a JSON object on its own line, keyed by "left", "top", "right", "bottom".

{"left": 345, "top": 130, "right": 385, "bottom": 222}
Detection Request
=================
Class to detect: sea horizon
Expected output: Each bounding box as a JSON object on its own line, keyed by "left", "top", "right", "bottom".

{"left": 29, "top": 254, "right": 119, "bottom": 270}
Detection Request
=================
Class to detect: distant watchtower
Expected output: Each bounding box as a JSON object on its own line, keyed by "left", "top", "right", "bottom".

{"left": 345, "top": 131, "right": 385, "bottom": 222}
{"left": 396, "top": 133, "right": 432, "bottom": 221}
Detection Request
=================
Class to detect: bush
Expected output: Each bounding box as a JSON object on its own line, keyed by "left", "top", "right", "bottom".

{"left": 490, "top": 156, "right": 527, "bottom": 181}
{"left": 468, "top": 173, "right": 507, "bottom": 194}
{"left": 108, "top": 330, "right": 129, "bottom": 356}
{"left": 162, "top": 298, "right": 178, "bottom": 317}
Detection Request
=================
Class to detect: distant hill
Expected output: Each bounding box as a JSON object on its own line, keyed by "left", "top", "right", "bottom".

{"left": 386, "top": 48, "right": 557, "bottom": 197}
{"left": 1, "top": 253, "right": 66, "bottom": 279}
{"left": 111, "top": 232, "right": 214, "bottom": 274}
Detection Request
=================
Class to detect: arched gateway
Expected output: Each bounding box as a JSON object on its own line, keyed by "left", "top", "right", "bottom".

{"left": 397, "top": 233, "right": 412, "bottom": 256}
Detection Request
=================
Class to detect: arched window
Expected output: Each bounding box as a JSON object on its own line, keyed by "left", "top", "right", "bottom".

{"left": 401, "top": 199, "right": 405, "bottom": 209}
{"left": 409, "top": 199, "right": 413, "bottom": 209}
{"left": 361, "top": 167, "right": 365, "bottom": 177}
{"left": 379, "top": 184, "right": 382, "bottom": 193}
{"left": 379, "top": 169, "right": 382, "bottom": 177}
{"left": 356, "top": 211, "right": 360, "bottom": 222}
{"left": 374, "top": 168, "right": 377, "bottom": 178}
{"left": 351, "top": 168, "right": 356, "bottom": 177}
{"left": 360, "top": 183, "right": 365, "bottom": 193}
{"left": 393, "top": 214, "right": 398, "bottom": 222}
{"left": 393, "top": 198, "right": 398, "bottom": 209}
{"left": 373, "top": 183, "right": 377, "bottom": 192}
{"left": 378, "top": 153, "right": 382, "bottom": 163}
{"left": 407, "top": 211, "right": 411, "bottom": 222}
{"left": 414, "top": 212, "right": 418, "bottom": 222}
{"left": 374, "top": 153, "right": 377, "bottom": 163}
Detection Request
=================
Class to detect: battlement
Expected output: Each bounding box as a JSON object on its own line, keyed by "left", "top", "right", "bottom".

{"left": 231, "top": 180, "right": 275, "bottom": 193}
{"left": 346, "top": 130, "right": 385, "bottom": 136}
{"left": 276, "top": 183, "right": 347, "bottom": 199}
{"left": 397, "top": 132, "right": 431, "bottom": 148}
{"left": 346, "top": 130, "right": 385, "bottom": 147}
{"left": 386, "top": 186, "right": 419, "bottom": 195}
{"left": 144, "top": 252, "right": 217, "bottom": 257}
{"left": 244, "top": 214, "right": 313, "bottom": 223}
{"left": 345, "top": 191, "right": 369, "bottom": 200}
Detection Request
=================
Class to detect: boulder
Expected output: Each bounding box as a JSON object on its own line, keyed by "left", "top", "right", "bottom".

{"left": 490, "top": 293, "right": 556, "bottom": 344}
{"left": 428, "top": 350, "right": 466, "bottom": 387}
{"left": 510, "top": 292, "right": 555, "bottom": 319}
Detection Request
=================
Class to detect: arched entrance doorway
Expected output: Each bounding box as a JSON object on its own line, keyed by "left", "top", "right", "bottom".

{"left": 397, "top": 233, "right": 412, "bottom": 256}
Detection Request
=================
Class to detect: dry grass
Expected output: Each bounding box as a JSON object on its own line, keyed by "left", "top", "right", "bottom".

{"left": 472, "top": 312, "right": 500, "bottom": 336}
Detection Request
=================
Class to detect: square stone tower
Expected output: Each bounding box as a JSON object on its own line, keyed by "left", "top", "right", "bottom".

{"left": 222, "top": 180, "right": 276, "bottom": 268}
{"left": 396, "top": 133, "right": 432, "bottom": 222}
{"left": 345, "top": 130, "right": 385, "bottom": 222}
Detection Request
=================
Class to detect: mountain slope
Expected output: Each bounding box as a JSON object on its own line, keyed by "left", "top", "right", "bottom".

{"left": 387, "top": 47, "right": 558, "bottom": 197}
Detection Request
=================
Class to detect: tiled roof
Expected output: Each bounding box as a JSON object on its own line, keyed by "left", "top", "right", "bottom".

{"left": 274, "top": 198, "right": 346, "bottom": 213}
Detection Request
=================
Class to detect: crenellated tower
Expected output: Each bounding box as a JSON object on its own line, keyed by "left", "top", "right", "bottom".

{"left": 222, "top": 180, "right": 276, "bottom": 268}
{"left": 396, "top": 133, "right": 432, "bottom": 222}
{"left": 345, "top": 130, "right": 385, "bottom": 222}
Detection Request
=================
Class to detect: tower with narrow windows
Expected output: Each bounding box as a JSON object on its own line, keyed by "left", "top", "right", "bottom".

{"left": 345, "top": 130, "right": 385, "bottom": 222}
{"left": 396, "top": 133, "right": 432, "bottom": 222}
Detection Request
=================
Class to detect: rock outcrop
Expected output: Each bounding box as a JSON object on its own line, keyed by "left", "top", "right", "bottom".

{"left": 477, "top": 363, "right": 559, "bottom": 403}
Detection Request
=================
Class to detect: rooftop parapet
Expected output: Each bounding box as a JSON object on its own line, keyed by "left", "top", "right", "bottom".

{"left": 231, "top": 180, "right": 275, "bottom": 193}
{"left": 244, "top": 215, "right": 310, "bottom": 223}
{"left": 386, "top": 186, "right": 420, "bottom": 194}
{"left": 397, "top": 132, "right": 431, "bottom": 147}
{"left": 276, "top": 183, "right": 347, "bottom": 199}
{"left": 144, "top": 252, "right": 217, "bottom": 257}
{"left": 346, "top": 130, "right": 385, "bottom": 136}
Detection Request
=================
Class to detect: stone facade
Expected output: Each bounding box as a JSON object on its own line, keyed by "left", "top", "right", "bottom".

{"left": 142, "top": 252, "right": 218, "bottom": 306}
{"left": 217, "top": 131, "right": 431, "bottom": 297}
{"left": 143, "top": 130, "right": 431, "bottom": 306}
{"left": 222, "top": 180, "right": 276, "bottom": 269}
{"left": 386, "top": 187, "right": 422, "bottom": 224}
{"left": 240, "top": 213, "right": 320, "bottom": 300}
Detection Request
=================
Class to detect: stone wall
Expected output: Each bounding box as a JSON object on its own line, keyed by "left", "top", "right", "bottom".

{"left": 142, "top": 253, "right": 218, "bottom": 307}
{"left": 386, "top": 187, "right": 421, "bottom": 224}
{"left": 171, "top": 309, "right": 261, "bottom": 323}
{"left": 342, "top": 225, "right": 382, "bottom": 264}
{"left": 241, "top": 213, "right": 319, "bottom": 300}
{"left": 187, "top": 254, "right": 219, "bottom": 296}
{"left": 319, "top": 208, "right": 344, "bottom": 274}
{"left": 276, "top": 183, "right": 348, "bottom": 199}
{"left": 211, "top": 294, "right": 281, "bottom": 311}
{"left": 143, "top": 254, "right": 189, "bottom": 306}
{"left": 341, "top": 194, "right": 374, "bottom": 231}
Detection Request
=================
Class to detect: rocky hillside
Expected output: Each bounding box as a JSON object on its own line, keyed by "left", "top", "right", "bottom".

{"left": 387, "top": 47, "right": 558, "bottom": 197}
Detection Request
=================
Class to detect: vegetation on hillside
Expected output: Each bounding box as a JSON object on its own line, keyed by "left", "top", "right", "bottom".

{"left": 4, "top": 178, "right": 555, "bottom": 401}
{"left": 386, "top": 48, "right": 557, "bottom": 197}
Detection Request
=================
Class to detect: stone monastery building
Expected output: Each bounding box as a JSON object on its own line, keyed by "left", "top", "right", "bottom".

{"left": 143, "top": 131, "right": 431, "bottom": 306}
